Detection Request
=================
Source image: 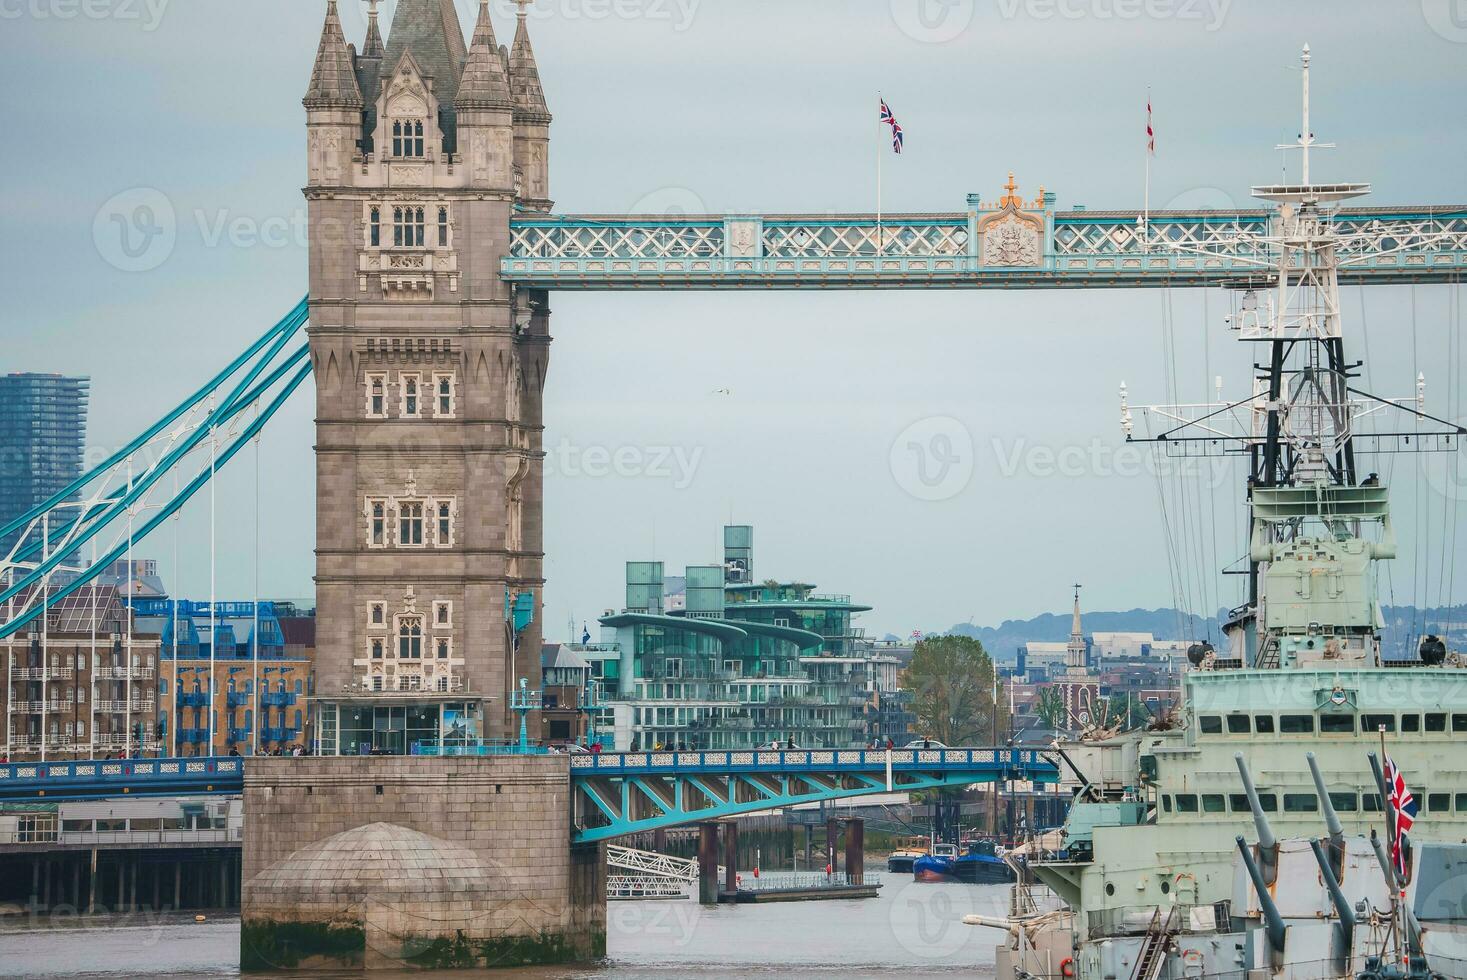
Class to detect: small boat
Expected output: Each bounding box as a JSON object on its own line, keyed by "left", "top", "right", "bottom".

{"left": 912, "top": 842, "right": 961, "bottom": 883}
{"left": 953, "top": 839, "right": 1015, "bottom": 884}
{"left": 886, "top": 835, "right": 929, "bottom": 874}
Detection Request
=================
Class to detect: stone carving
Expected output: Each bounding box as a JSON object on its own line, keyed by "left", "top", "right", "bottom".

{"left": 727, "top": 221, "right": 760, "bottom": 257}
{"left": 389, "top": 164, "right": 429, "bottom": 185}
{"left": 983, "top": 215, "right": 1041, "bottom": 267}
{"left": 307, "top": 130, "right": 322, "bottom": 184}
{"left": 472, "top": 132, "right": 490, "bottom": 181}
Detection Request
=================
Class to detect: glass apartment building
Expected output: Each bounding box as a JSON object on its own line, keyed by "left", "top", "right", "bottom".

{"left": 0, "top": 374, "right": 89, "bottom": 555}
{"left": 583, "top": 526, "right": 907, "bottom": 751}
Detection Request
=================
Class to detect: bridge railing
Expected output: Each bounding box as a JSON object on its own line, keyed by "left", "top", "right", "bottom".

{"left": 569, "top": 747, "right": 1053, "bottom": 775}
{"left": 0, "top": 757, "right": 243, "bottom": 791}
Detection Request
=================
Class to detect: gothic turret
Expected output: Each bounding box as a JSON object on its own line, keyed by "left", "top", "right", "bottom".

{"left": 457, "top": 0, "right": 513, "bottom": 109}
{"left": 360, "top": 0, "right": 385, "bottom": 60}
{"left": 508, "top": 1, "right": 552, "bottom": 208}
{"left": 303, "top": 1, "right": 363, "bottom": 110}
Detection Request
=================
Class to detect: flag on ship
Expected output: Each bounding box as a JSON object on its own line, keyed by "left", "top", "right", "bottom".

{"left": 880, "top": 98, "right": 904, "bottom": 154}
{"left": 1384, "top": 755, "right": 1418, "bottom": 876}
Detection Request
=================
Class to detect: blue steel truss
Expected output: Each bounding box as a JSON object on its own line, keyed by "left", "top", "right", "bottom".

{"left": 0, "top": 750, "right": 1058, "bottom": 844}
{"left": 0, "top": 299, "right": 312, "bottom": 640}
{"left": 569, "top": 747, "right": 1059, "bottom": 844}
{"left": 502, "top": 206, "right": 1467, "bottom": 290}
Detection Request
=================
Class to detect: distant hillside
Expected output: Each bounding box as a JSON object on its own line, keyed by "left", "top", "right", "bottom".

{"left": 935, "top": 604, "right": 1467, "bottom": 663}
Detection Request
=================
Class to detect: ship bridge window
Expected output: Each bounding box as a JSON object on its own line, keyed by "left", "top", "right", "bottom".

{"left": 1457, "top": 793, "right": 1467, "bottom": 812}
{"left": 1254, "top": 715, "right": 1276, "bottom": 734}
{"left": 1284, "top": 793, "right": 1318, "bottom": 812}
{"left": 1320, "top": 714, "right": 1355, "bottom": 734}
{"left": 1361, "top": 714, "right": 1396, "bottom": 733}
{"left": 1175, "top": 794, "right": 1199, "bottom": 813}
{"left": 1453, "top": 714, "right": 1467, "bottom": 733}
{"left": 1363, "top": 793, "right": 1382, "bottom": 812}
{"left": 1280, "top": 715, "right": 1315, "bottom": 734}
{"left": 1199, "top": 715, "right": 1223, "bottom": 735}
{"left": 1202, "top": 794, "right": 1226, "bottom": 813}
{"left": 1226, "top": 714, "right": 1251, "bottom": 734}
{"left": 1161, "top": 796, "right": 1172, "bottom": 812}
{"left": 1402, "top": 714, "right": 1421, "bottom": 733}
{"left": 1426, "top": 713, "right": 1447, "bottom": 732}
{"left": 1428, "top": 793, "right": 1451, "bottom": 813}
{"left": 1329, "top": 792, "right": 1358, "bottom": 812}
{"left": 1230, "top": 793, "right": 1276, "bottom": 812}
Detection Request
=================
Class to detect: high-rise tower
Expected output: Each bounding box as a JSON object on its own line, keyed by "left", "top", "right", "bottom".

{"left": 0, "top": 374, "right": 89, "bottom": 556}
{"left": 303, "top": 0, "right": 551, "bottom": 751}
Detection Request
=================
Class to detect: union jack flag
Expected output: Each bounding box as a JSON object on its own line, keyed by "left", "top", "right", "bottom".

{"left": 880, "top": 98, "right": 904, "bottom": 154}
{"left": 1385, "top": 755, "right": 1418, "bottom": 877}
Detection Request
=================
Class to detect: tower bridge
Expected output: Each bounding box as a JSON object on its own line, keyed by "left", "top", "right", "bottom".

{"left": 3, "top": 2, "right": 1465, "bottom": 966}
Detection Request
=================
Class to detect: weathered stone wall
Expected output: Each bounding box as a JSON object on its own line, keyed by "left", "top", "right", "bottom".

{"left": 241, "top": 756, "right": 605, "bottom": 971}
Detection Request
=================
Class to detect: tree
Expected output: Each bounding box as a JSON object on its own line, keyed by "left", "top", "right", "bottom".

{"left": 1098, "top": 692, "right": 1148, "bottom": 730}
{"left": 903, "top": 635, "right": 1007, "bottom": 746}
{"left": 1033, "top": 686, "right": 1068, "bottom": 729}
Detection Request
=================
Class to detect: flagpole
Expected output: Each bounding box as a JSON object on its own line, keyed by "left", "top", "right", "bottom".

{"left": 876, "top": 96, "right": 884, "bottom": 257}
{"left": 1379, "top": 727, "right": 1405, "bottom": 968}
{"left": 1143, "top": 87, "right": 1152, "bottom": 255}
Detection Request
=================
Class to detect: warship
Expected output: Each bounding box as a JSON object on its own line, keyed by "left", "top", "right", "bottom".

{"left": 972, "top": 47, "right": 1467, "bottom": 980}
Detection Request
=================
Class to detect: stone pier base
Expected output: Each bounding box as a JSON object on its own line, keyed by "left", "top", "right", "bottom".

{"left": 240, "top": 757, "right": 605, "bottom": 972}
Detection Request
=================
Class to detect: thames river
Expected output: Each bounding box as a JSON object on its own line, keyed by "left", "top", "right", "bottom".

{"left": 0, "top": 881, "right": 1007, "bottom": 978}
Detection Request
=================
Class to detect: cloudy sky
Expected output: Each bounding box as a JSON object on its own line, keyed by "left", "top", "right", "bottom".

{"left": 3, "top": 0, "right": 1464, "bottom": 639}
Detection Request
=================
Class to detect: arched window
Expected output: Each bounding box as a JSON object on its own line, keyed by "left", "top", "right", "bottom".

{"left": 372, "top": 638, "right": 384, "bottom": 660}
{"left": 393, "top": 206, "right": 404, "bottom": 247}
{"left": 391, "top": 120, "right": 425, "bottom": 158}
{"left": 398, "top": 617, "right": 423, "bottom": 660}
{"left": 438, "top": 207, "right": 449, "bottom": 246}
{"left": 370, "top": 206, "right": 381, "bottom": 247}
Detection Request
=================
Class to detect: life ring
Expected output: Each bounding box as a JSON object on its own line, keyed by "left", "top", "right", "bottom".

{"left": 1060, "top": 957, "right": 1075, "bottom": 978}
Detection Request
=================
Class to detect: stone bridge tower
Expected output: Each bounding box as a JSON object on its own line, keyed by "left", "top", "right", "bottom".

{"left": 302, "top": 0, "right": 551, "bottom": 749}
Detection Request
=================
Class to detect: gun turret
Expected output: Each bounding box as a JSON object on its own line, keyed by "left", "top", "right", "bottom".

{"left": 1309, "top": 837, "right": 1356, "bottom": 975}
{"left": 1307, "top": 752, "right": 1346, "bottom": 878}
{"left": 1236, "top": 835, "right": 1286, "bottom": 963}
{"left": 1235, "top": 752, "right": 1278, "bottom": 883}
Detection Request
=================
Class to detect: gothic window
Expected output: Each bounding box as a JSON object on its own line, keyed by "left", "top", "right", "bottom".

{"left": 371, "top": 639, "right": 384, "bottom": 660}
{"left": 433, "top": 373, "right": 456, "bottom": 418}
{"left": 398, "top": 617, "right": 423, "bottom": 660}
{"left": 372, "top": 675, "right": 384, "bottom": 692}
{"left": 370, "top": 207, "right": 381, "bottom": 247}
{"left": 369, "top": 602, "right": 386, "bottom": 627}
{"left": 366, "top": 499, "right": 387, "bottom": 548}
{"left": 392, "top": 206, "right": 426, "bottom": 247}
{"left": 434, "top": 500, "right": 454, "bottom": 548}
{"left": 392, "top": 119, "right": 425, "bottom": 158}
{"left": 433, "top": 601, "right": 452, "bottom": 628}
{"left": 438, "top": 207, "right": 449, "bottom": 247}
{"left": 437, "top": 676, "right": 450, "bottom": 691}
{"left": 365, "top": 373, "right": 387, "bottom": 418}
{"left": 436, "top": 638, "right": 450, "bottom": 660}
{"left": 397, "top": 500, "right": 425, "bottom": 547}
{"left": 401, "top": 374, "right": 421, "bottom": 418}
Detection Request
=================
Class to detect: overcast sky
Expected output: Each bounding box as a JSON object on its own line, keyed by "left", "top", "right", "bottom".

{"left": 3, "top": 0, "right": 1464, "bottom": 640}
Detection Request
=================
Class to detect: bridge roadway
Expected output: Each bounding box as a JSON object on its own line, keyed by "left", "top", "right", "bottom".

{"left": 502, "top": 205, "right": 1467, "bottom": 290}
{"left": 0, "top": 748, "right": 1057, "bottom": 844}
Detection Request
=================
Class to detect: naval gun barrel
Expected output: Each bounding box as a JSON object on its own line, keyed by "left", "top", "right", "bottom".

{"left": 1236, "top": 835, "right": 1287, "bottom": 959}
{"left": 1370, "top": 829, "right": 1425, "bottom": 957}
{"left": 1234, "top": 753, "right": 1279, "bottom": 883}
{"left": 1309, "top": 837, "right": 1356, "bottom": 932}
{"left": 1307, "top": 752, "right": 1346, "bottom": 879}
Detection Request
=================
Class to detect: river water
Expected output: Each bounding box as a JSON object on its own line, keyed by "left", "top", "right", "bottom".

{"left": 0, "top": 880, "right": 1010, "bottom": 979}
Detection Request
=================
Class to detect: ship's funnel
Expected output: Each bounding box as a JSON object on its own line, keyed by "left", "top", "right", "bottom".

{"left": 1310, "top": 837, "right": 1356, "bottom": 975}
{"left": 1236, "top": 835, "right": 1286, "bottom": 965}
{"left": 1307, "top": 752, "right": 1346, "bottom": 878}
{"left": 1235, "top": 753, "right": 1278, "bottom": 883}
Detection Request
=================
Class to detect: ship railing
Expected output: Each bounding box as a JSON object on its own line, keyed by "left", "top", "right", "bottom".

{"left": 736, "top": 871, "right": 878, "bottom": 891}
{"left": 1085, "top": 901, "right": 1231, "bottom": 939}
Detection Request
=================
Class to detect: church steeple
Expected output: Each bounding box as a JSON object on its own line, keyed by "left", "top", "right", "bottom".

{"left": 1065, "top": 584, "right": 1087, "bottom": 672}
{"left": 457, "top": 0, "right": 513, "bottom": 109}
{"left": 303, "top": 1, "right": 363, "bottom": 110}
{"left": 509, "top": 0, "right": 551, "bottom": 121}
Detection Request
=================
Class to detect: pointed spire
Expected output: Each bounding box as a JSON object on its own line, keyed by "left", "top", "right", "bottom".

{"left": 361, "top": 0, "right": 386, "bottom": 60}
{"left": 304, "top": 1, "right": 364, "bottom": 109}
{"left": 458, "top": 0, "right": 513, "bottom": 108}
{"left": 509, "top": 0, "right": 551, "bottom": 120}
{"left": 383, "top": 0, "right": 469, "bottom": 104}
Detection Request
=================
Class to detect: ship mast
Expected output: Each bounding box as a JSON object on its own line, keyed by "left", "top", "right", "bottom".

{"left": 1125, "top": 45, "right": 1465, "bottom": 668}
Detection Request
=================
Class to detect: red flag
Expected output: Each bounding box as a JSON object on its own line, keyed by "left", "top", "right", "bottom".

{"left": 1147, "top": 99, "right": 1156, "bottom": 155}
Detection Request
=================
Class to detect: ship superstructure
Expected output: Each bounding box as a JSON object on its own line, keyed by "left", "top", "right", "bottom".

{"left": 978, "top": 47, "right": 1467, "bottom": 980}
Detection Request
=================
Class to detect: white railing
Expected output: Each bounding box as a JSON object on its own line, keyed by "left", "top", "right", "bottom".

{"left": 94, "top": 666, "right": 154, "bottom": 680}
{"left": 93, "top": 700, "right": 155, "bottom": 714}
{"left": 606, "top": 845, "right": 699, "bottom": 882}
{"left": 0, "top": 827, "right": 241, "bottom": 847}
{"left": 10, "top": 668, "right": 75, "bottom": 681}
{"left": 607, "top": 875, "right": 691, "bottom": 899}
{"left": 9, "top": 701, "right": 69, "bottom": 714}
